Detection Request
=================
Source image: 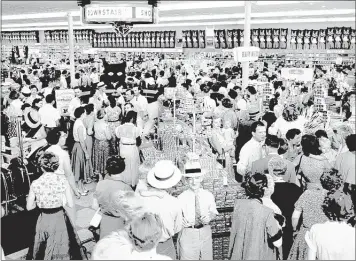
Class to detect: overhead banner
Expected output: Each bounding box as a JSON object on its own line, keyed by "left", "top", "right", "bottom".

{"left": 281, "top": 68, "right": 314, "bottom": 82}
{"left": 55, "top": 89, "right": 75, "bottom": 116}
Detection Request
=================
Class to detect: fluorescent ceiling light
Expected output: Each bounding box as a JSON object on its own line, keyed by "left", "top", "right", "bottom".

{"left": 2, "top": 11, "right": 81, "bottom": 21}
{"left": 158, "top": 1, "right": 244, "bottom": 11}
{"left": 1, "top": 25, "right": 113, "bottom": 32}
{"left": 246, "top": 17, "right": 355, "bottom": 24}
{"left": 159, "top": 9, "right": 355, "bottom": 22}
{"left": 255, "top": 1, "right": 323, "bottom": 5}
{"left": 2, "top": 21, "right": 83, "bottom": 28}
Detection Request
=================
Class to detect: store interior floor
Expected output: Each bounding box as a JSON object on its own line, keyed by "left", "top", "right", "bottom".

{"left": 3, "top": 182, "right": 98, "bottom": 260}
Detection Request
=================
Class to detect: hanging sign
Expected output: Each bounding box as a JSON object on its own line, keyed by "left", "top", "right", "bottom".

{"left": 233, "top": 46, "right": 260, "bottom": 62}
{"left": 83, "top": 4, "right": 154, "bottom": 23}
{"left": 281, "top": 68, "right": 314, "bottom": 82}
{"left": 55, "top": 89, "right": 75, "bottom": 116}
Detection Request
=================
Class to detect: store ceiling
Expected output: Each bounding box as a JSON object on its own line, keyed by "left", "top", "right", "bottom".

{"left": 2, "top": 1, "right": 355, "bottom": 30}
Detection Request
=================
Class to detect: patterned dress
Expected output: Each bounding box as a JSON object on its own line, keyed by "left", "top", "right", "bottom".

{"left": 105, "top": 106, "right": 121, "bottom": 155}
{"left": 296, "top": 155, "right": 332, "bottom": 185}
{"left": 288, "top": 186, "right": 329, "bottom": 260}
{"left": 27, "top": 173, "right": 86, "bottom": 260}
{"left": 93, "top": 121, "right": 111, "bottom": 176}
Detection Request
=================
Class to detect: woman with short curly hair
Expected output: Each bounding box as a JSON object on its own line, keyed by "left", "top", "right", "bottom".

{"left": 26, "top": 152, "right": 86, "bottom": 260}
{"left": 305, "top": 190, "right": 355, "bottom": 260}
{"left": 273, "top": 104, "right": 306, "bottom": 138}
{"left": 229, "top": 172, "right": 283, "bottom": 260}
{"left": 92, "top": 156, "right": 144, "bottom": 239}
{"left": 128, "top": 213, "right": 171, "bottom": 260}
{"left": 288, "top": 168, "right": 343, "bottom": 260}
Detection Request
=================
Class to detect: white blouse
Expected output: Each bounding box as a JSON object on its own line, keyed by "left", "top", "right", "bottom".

{"left": 73, "top": 119, "right": 86, "bottom": 142}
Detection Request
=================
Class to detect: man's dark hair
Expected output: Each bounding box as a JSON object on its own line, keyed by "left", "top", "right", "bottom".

{"left": 315, "top": 129, "right": 328, "bottom": 139}
{"left": 286, "top": 128, "right": 301, "bottom": 141}
{"left": 251, "top": 121, "right": 265, "bottom": 133}
{"left": 265, "top": 135, "right": 281, "bottom": 149}
{"left": 45, "top": 94, "right": 55, "bottom": 104}
{"left": 46, "top": 128, "right": 61, "bottom": 145}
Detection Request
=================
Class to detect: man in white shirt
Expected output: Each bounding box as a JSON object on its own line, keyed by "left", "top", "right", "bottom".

{"left": 38, "top": 94, "right": 60, "bottom": 133}
{"left": 157, "top": 70, "right": 169, "bottom": 87}
{"left": 236, "top": 121, "right": 266, "bottom": 176}
{"left": 45, "top": 129, "right": 79, "bottom": 222}
{"left": 227, "top": 75, "right": 238, "bottom": 90}
{"left": 234, "top": 86, "right": 247, "bottom": 111}
{"left": 131, "top": 86, "right": 148, "bottom": 113}
{"left": 68, "top": 87, "right": 82, "bottom": 120}
{"left": 177, "top": 160, "right": 218, "bottom": 260}
{"left": 60, "top": 70, "right": 68, "bottom": 89}
{"left": 90, "top": 68, "right": 100, "bottom": 86}
{"left": 137, "top": 160, "right": 183, "bottom": 259}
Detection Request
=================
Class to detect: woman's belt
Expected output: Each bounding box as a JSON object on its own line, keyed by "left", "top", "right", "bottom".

{"left": 40, "top": 207, "right": 63, "bottom": 214}
{"left": 121, "top": 143, "right": 136, "bottom": 145}
{"left": 108, "top": 119, "right": 120, "bottom": 123}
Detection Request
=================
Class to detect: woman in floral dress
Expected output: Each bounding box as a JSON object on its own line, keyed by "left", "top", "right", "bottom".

{"left": 26, "top": 152, "right": 86, "bottom": 260}
{"left": 105, "top": 96, "right": 121, "bottom": 155}
{"left": 288, "top": 169, "right": 343, "bottom": 260}
{"left": 93, "top": 109, "right": 112, "bottom": 179}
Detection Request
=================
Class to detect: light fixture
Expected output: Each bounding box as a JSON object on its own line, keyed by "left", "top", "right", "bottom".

{"left": 158, "top": 1, "right": 245, "bottom": 11}
{"left": 2, "top": 11, "right": 81, "bottom": 20}
{"left": 2, "top": 21, "right": 83, "bottom": 28}
{"left": 4, "top": 16, "right": 354, "bottom": 31}
{"left": 159, "top": 9, "right": 355, "bottom": 22}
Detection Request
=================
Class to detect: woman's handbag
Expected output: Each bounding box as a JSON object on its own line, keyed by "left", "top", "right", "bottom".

{"left": 295, "top": 155, "right": 310, "bottom": 191}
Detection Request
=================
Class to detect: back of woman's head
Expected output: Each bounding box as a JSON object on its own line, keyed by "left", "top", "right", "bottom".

{"left": 128, "top": 213, "right": 163, "bottom": 252}
{"left": 74, "top": 106, "right": 85, "bottom": 119}
{"left": 301, "top": 134, "right": 321, "bottom": 156}
{"left": 268, "top": 156, "right": 287, "bottom": 177}
{"left": 108, "top": 95, "right": 116, "bottom": 108}
{"left": 320, "top": 168, "right": 343, "bottom": 192}
{"left": 241, "top": 172, "right": 267, "bottom": 199}
{"left": 322, "top": 189, "right": 354, "bottom": 222}
{"left": 262, "top": 112, "right": 277, "bottom": 130}
{"left": 222, "top": 98, "right": 233, "bottom": 109}
{"left": 9, "top": 90, "right": 19, "bottom": 100}
{"left": 282, "top": 104, "right": 300, "bottom": 122}
{"left": 91, "top": 231, "right": 132, "bottom": 260}
{"left": 106, "top": 156, "right": 125, "bottom": 175}
{"left": 123, "top": 110, "right": 137, "bottom": 124}
{"left": 38, "top": 151, "right": 59, "bottom": 172}
{"left": 85, "top": 103, "right": 94, "bottom": 115}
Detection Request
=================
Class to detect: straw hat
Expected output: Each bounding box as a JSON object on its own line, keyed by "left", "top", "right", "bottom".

{"left": 147, "top": 160, "right": 182, "bottom": 189}
{"left": 183, "top": 161, "right": 205, "bottom": 178}
{"left": 24, "top": 109, "right": 41, "bottom": 129}
{"left": 97, "top": 82, "right": 107, "bottom": 89}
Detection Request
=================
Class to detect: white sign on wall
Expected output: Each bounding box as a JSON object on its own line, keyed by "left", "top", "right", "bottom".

{"left": 233, "top": 46, "right": 260, "bottom": 63}
{"left": 281, "top": 68, "right": 314, "bottom": 82}
{"left": 55, "top": 89, "right": 75, "bottom": 116}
